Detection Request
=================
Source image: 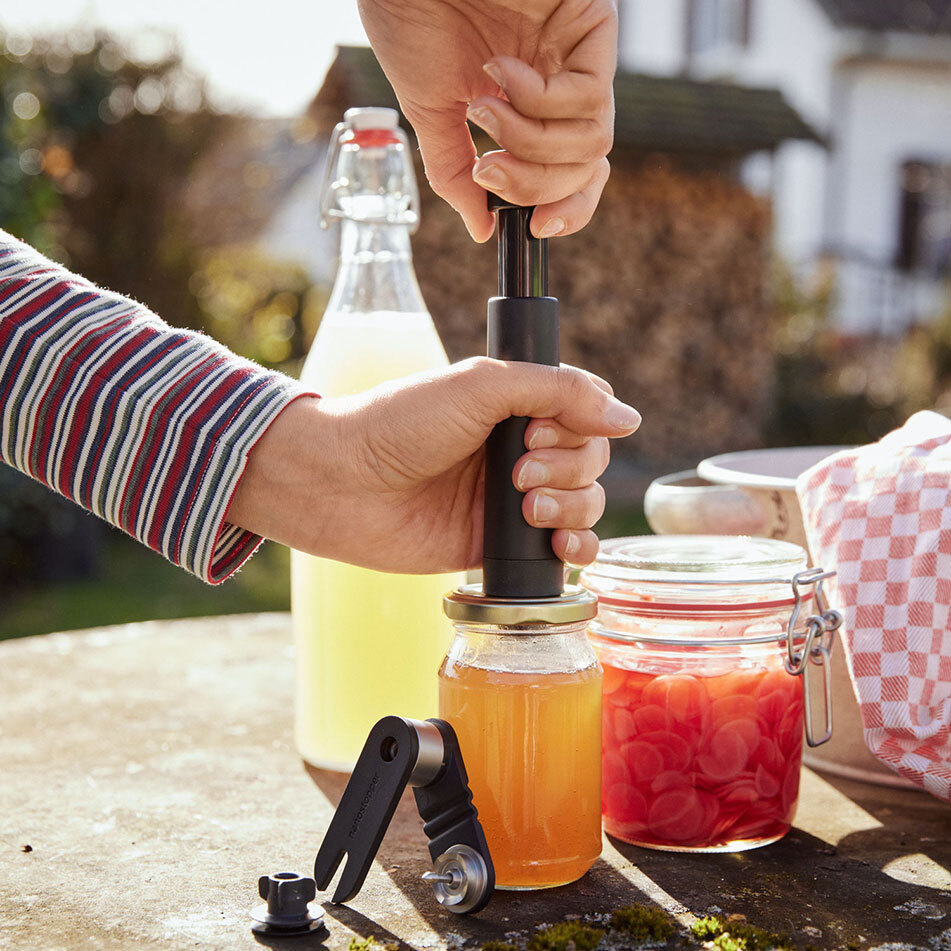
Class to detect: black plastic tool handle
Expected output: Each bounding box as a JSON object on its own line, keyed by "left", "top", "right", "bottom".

{"left": 313, "top": 717, "right": 493, "bottom": 913}
{"left": 413, "top": 719, "right": 492, "bottom": 881}
{"left": 482, "top": 195, "right": 563, "bottom": 599}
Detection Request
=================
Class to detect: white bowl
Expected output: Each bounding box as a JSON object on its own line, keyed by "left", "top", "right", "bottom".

{"left": 694, "top": 446, "right": 850, "bottom": 549}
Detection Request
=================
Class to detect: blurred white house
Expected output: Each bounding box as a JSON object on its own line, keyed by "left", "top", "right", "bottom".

{"left": 620, "top": 0, "right": 951, "bottom": 333}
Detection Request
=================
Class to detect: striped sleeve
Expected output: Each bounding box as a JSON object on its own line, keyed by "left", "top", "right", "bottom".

{"left": 0, "top": 230, "right": 308, "bottom": 584}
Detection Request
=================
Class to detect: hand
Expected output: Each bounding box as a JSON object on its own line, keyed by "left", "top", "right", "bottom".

{"left": 227, "top": 358, "right": 639, "bottom": 573}
{"left": 358, "top": 0, "right": 617, "bottom": 242}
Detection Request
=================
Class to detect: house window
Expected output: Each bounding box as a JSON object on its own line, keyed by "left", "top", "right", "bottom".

{"left": 897, "top": 160, "right": 951, "bottom": 277}
{"left": 687, "top": 0, "right": 752, "bottom": 56}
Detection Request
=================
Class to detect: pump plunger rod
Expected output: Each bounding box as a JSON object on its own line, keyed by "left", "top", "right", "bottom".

{"left": 496, "top": 203, "right": 548, "bottom": 298}
{"left": 482, "top": 194, "right": 563, "bottom": 599}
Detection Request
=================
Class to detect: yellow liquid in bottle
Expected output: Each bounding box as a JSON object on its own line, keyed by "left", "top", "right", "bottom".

{"left": 292, "top": 311, "right": 463, "bottom": 770}
{"left": 438, "top": 663, "right": 603, "bottom": 889}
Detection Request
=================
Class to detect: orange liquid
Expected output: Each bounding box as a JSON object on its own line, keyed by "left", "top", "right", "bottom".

{"left": 438, "top": 663, "right": 603, "bottom": 889}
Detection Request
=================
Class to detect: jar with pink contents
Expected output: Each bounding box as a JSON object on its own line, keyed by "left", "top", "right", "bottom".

{"left": 580, "top": 536, "right": 840, "bottom": 853}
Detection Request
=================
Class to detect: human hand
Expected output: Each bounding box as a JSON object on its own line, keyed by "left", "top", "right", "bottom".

{"left": 357, "top": 0, "right": 617, "bottom": 242}
{"left": 228, "top": 358, "right": 639, "bottom": 573}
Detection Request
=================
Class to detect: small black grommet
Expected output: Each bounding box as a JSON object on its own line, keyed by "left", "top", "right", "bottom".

{"left": 251, "top": 872, "right": 326, "bottom": 937}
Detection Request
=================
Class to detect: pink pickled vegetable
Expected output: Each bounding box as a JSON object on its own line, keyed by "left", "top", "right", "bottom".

{"left": 600, "top": 658, "right": 803, "bottom": 850}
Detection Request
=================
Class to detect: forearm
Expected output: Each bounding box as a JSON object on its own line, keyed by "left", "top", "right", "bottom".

{"left": 0, "top": 231, "right": 303, "bottom": 583}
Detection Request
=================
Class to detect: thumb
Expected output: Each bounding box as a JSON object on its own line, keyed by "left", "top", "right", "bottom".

{"left": 406, "top": 103, "right": 495, "bottom": 243}
{"left": 462, "top": 359, "right": 640, "bottom": 437}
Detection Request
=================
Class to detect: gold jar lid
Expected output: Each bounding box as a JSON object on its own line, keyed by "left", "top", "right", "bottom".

{"left": 443, "top": 583, "right": 598, "bottom": 626}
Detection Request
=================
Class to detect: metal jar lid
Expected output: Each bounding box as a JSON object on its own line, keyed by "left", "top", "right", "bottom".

{"left": 443, "top": 583, "right": 597, "bottom": 626}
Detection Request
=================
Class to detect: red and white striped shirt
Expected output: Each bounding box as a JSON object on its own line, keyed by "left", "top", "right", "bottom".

{"left": 0, "top": 230, "right": 304, "bottom": 584}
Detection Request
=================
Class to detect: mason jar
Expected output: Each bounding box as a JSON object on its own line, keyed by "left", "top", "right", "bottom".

{"left": 440, "top": 585, "right": 602, "bottom": 889}
{"left": 580, "top": 536, "right": 838, "bottom": 853}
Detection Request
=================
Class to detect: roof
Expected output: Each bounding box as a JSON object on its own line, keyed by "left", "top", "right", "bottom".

{"left": 313, "top": 46, "right": 822, "bottom": 157}
{"left": 612, "top": 72, "right": 822, "bottom": 155}
{"left": 815, "top": 0, "right": 951, "bottom": 35}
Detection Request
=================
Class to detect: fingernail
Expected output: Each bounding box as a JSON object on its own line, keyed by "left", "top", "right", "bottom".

{"left": 528, "top": 426, "right": 557, "bottom": 450}
{"left": 565, "top": 531, "right": 581, "bottom": 557}
{"left": 537, "top": 217, "right": 566, "bottom": 238}
{"left": 533, "top": 493, "right": 559, "bottom": 523}
{"left": 610, "top": 402, "right": 641, "bottom": 431}
{"left": 473, "top": 163, "right": 508, "bottom": 190}
{"left": 517, "top": 460, "right": 549, "bottom": 490}
{"left": 466, "top": 105, "right": 499, "bottom": 139}
{"left": 483, "top": 61, "right": 505, "bottom": 89}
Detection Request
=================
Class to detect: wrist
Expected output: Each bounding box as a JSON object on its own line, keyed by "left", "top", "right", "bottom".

{"left": 226, "top": 395, "right": 343, "bottom": 556}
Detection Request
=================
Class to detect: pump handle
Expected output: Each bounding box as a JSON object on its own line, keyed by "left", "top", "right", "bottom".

{"left": 482, "top": 195, "right": 564, "bottom": 599}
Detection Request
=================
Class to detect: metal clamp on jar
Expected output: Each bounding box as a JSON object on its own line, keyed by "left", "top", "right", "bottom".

{"left": 440, "top": 195, "right": 602, "bottom": 891}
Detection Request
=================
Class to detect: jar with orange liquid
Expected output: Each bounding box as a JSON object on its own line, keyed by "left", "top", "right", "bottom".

{"left": 440, "top": 585, "right": 602, "bottom": 890}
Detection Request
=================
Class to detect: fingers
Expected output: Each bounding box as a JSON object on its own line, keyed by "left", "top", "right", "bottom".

{"left": 466, "top": 18, "right": 617, "bottom": 238}
{"left": 466, "top": 358, "right": 640, "bottom": 438}
{"left": 522, "top": 482, "right": 606, "bottom": 531}
{"left": 529, "top": 158, "right": 611, "bottom": 237}
{"left": 466, "top": 100, "right": 610, "bottom": 166}
{"left": 408, "top": 104, "right": 495, "bottom": 242}
{"left": 484, "top": 51, "right": 614, "bottom": 121}
{"left": 552, "top": 528, "right": 600, "bottom": 567}
{"left": 473, "top": 149, "right": 604, "bottom": 212}
{"left": 524, "top": 418, "right": 588, "bottom": 450}
{"left": 514, "top": 438, "right": 610, "bottom": 492}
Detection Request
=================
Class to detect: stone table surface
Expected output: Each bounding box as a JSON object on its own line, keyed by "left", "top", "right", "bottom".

{"left": 1, "top": 613, "right": 950, "bottom": 951}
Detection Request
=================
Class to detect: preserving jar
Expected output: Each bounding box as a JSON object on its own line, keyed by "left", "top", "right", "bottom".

{"left": 440, "top": 585, "right": 602, "bottom": 890}
{"left": 580, "top": 536, "right": 839, "bottom": 853}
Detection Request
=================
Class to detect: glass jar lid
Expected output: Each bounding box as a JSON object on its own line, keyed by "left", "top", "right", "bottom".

{"left": 580, "top": 535, "right": 809, "bottom": 613}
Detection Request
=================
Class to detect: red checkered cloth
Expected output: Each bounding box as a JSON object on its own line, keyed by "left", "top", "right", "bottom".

{"left": 797, "top": 411, "right": 951, "bottom": 802}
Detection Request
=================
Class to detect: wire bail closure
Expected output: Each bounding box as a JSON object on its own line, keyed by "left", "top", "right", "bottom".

{"left": 318, "top": 117, "right": 421, "bottom": 233}
{"left": 784, "top": 568, "right": 843, "bottom": 747}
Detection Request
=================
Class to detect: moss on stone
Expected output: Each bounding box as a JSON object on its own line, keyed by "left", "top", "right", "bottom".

{"left": 347, "top": 938, "right": 399, "bottom": 951}
{"left": 689, "top": 914, "right": 794, "bottom": 951}
{"left": 526, "top": 920, "right": 605, "bottom": 951}
{"left": 608, "top": 905, "right": 676, "bottom": 941}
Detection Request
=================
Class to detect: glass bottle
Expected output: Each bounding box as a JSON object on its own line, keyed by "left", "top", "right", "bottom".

{"left": 580, "top": 535, "right": 838, "bottom": 852}
{"left": 439, "top": 585, "right": 602, "bottom": 890}
{"left": 291, "top": 107, "right": 462, "bottom": 770}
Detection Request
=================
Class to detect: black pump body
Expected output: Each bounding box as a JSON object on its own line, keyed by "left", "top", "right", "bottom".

{"left": 482, "top": 195, "right": 564, "bottom": 599}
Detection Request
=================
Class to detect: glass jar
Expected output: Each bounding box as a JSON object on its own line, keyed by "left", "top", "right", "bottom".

{"left": 580, "top": 536, "right": 837, "bottom": 853}
{"left": 439, "top": 585, "right": 602, "bottom": 890}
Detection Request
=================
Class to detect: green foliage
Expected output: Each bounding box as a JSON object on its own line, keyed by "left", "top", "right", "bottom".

{"left": 0, "top": 29, "right": 209, "bottom": 255}
{"left": 769, "top": 258, "right": 905, "bottom": 448}
{"left": 189, "top": 246, "right": 325, "bottom": 368}
{"left": 527, "top": 921, "right": 604, "bottom": 951}
{"left": 482, "top": 942, "right": 518, "bottom": 951}
{"left": 690, "top": 915, "right": 794, "bottom": 951}
{"left": 608, "top": 905, "right": 676, "bottom": 941}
